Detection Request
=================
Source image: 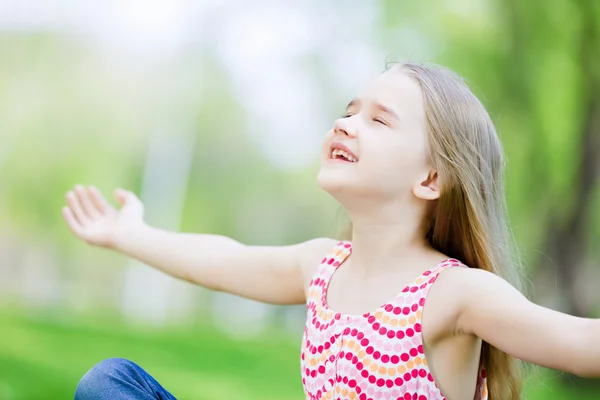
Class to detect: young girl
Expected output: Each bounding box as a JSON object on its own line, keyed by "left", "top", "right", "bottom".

{"left": 64, "top": 63, "right": 597, "bottom": 400}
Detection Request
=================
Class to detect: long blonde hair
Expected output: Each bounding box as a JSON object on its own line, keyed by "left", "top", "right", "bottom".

{"left": 343, "top": 63, "right": 524, "bottom": 399}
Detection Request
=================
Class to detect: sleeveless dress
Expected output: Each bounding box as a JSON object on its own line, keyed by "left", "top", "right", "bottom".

{"left": 300, "top": 241, "right": 488, "bottom": 400}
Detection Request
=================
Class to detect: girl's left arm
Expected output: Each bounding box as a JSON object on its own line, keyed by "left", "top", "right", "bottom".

{"left": 454, "top": 268, "right": 600, "bottom": 377}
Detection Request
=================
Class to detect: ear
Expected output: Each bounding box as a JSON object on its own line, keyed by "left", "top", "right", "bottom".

{"left": 412, "top": 170, "right": 440, "bottom": 201}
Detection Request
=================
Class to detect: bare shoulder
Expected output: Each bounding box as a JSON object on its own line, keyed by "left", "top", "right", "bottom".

{"left": 436, "top": 265, "right": 518, "bottom": 296}
{"left": 424, "top": 265, "right": 513, "bottom": 338}
{"left": 437, "top": 264, "right": 498, "bottom": 282}
{"left": 296, "top": 237, "right": 340, "bottom": 291}
{"left": 433, "top": 265, "right": 514, "bottom": 303}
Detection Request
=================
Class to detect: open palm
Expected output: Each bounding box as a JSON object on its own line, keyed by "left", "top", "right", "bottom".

{"left": 62, "top": 185, "right": 144, "bottom": 248}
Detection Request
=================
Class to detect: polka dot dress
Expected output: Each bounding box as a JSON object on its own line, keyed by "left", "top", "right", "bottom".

{"left": 300, "top": 241, "right": 488, "bottom": 400}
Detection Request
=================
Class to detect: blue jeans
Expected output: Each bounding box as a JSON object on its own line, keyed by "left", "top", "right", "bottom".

{"left": 74, "top": 358, "right": 177, "bottom": 400}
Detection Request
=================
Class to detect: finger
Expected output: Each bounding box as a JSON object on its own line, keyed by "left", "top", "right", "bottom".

{"left": 87, "top": 185, "right": 110, "bottom": 215}
{"left": 74, "top": 184, "right": 100, "bottom": 219}
{"left": 114, "top": 188, "right": 127, "bottom": 206}
{"left": 66, "top": 190, "right": 90, "bottom": 225}
{"left": 62, "top": 206, "right": 85, "bottom": 238}
{"left": 114, "top": 188, "right": 140, "bottom": 207}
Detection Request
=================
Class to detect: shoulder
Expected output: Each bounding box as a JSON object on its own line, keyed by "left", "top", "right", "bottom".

{"left": 432, "top": 263, "right": 508, "bottom": 303}
{"left": 296, "top": 238, "right": 343, "bottom": 290}
{"left": 435, "top": 264, "right": 512, "bottom": 295}
{"left": 425, "top": 264, "right": 510, "bottom": 336}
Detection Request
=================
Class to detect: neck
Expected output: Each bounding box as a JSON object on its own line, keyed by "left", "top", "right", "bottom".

{"left": 345, "top": 199, "right": 436, "bottom": 273}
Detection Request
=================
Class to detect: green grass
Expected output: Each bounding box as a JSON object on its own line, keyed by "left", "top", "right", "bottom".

{"left": 0, "top": 306, "right": 303, "bottom": 400}
{"left": 1, "top": 305, "right": 599, "bottom": 399}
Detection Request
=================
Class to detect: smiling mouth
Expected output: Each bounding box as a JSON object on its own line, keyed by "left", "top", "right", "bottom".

{"left": 330, "top": 149, "right": 358, "bottom": 162}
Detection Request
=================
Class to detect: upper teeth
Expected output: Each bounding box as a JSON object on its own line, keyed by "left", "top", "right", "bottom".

{"left": 331, "top": 149, "right": 357, "bottom": 162}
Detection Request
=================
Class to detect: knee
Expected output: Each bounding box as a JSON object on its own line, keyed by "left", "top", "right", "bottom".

{"left": 74, "top": 358, "right": 137, "bottom": 400}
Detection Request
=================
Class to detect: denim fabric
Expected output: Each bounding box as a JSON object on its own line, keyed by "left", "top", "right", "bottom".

{"left": 74, "top": 358, "right": 177, "bottom": 400}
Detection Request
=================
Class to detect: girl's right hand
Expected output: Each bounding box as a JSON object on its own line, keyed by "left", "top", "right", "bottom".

{"left": 62, "top": 185, "right": 145, "bottom": 249}
{"left": 61, "top": 185, "right": 338, "bottom": 306}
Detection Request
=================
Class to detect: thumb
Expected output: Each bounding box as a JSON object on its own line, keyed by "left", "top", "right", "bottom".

{"left": 114, "top": 188, "right": 136, "bottom": 206}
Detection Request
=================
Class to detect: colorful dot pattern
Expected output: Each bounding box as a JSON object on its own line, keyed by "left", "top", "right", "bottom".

{"left": 300, "top": 241, "right": 488, "bottom": 400}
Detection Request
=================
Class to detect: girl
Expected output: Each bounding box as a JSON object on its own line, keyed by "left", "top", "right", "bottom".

{"left": 64, "top": 63, "right": 597, "bottom": 400}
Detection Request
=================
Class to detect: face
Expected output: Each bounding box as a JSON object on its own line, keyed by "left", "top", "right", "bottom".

{"left": 317, "top": 70, "right": 437, "bottom": 204}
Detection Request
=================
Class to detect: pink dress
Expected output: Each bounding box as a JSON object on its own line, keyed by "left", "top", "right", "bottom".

{"left": 300, "top": 241, "right": 488, "bottom": 400}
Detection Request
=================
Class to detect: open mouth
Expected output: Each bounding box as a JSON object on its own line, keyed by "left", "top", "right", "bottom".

{"left": 330, "top": 148, "right": 358, "bottom": 163}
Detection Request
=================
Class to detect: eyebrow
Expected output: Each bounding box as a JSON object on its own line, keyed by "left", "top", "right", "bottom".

{"left": 346, "top": 99, "right": 401, "bottom": 121}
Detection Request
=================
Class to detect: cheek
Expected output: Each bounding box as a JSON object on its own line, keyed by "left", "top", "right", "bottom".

{"left": 321, "top": 130, "right": 335, "bottom": 154}
{"left": 363, "top": 141, "right": 426, "bottom": 181}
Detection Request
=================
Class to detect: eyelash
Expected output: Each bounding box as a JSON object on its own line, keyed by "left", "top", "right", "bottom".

{"left": 341, "top": 114, "right": 387, "bottom": 126}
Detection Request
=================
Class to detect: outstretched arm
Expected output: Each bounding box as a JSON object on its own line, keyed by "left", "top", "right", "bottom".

{"left": 453, "top": 268, "right": 599, "bottom": 377}
{"left": 63, "top": 185, "right": 337, "bottom": 305}
{"left": 115, "top": 225, "right": 336, "bottom": 305}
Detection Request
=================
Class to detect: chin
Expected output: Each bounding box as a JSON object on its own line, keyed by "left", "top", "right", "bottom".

{"left": 317, "top": 165, "right": 359, "bottom": 197}
{"left": 318, "top": 166, "right": 397, "bottom": 204}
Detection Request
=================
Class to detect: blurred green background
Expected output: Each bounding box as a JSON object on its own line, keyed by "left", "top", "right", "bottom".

{"left": 1, "top": 0, "right": 599, "bottom": 399}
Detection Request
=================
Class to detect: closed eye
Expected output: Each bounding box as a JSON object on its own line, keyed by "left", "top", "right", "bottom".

{"left": 373, "top": 117, "right": 388, "bottom": 126}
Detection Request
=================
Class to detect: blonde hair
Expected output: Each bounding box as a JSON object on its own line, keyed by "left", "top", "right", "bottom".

{"left": 344, "top": 63, "right": 524, "bottom": 399}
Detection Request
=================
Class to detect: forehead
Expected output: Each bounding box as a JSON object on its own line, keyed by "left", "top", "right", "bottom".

{"left": 356, "top": 70, "right": 425, "bottom": 121}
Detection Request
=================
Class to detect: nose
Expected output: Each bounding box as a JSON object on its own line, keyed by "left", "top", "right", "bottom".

{"left": 333, "top": 117, "right": 357, "bottom": 138}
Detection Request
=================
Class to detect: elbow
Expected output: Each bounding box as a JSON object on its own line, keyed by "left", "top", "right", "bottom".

{"left": 570, "top": 364, "right": 599, "bottom": 379}
{"left": 568, "top": 320, "right": 600, "bottom": 378}
{"left": 569, "top": 360, "right": 593, "bottom": 378}
{"left": 570, "top": 359, "right": 600, "bottom": 378}
{"left": 182, "top": 266, "right": 219, "bottom": 291}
